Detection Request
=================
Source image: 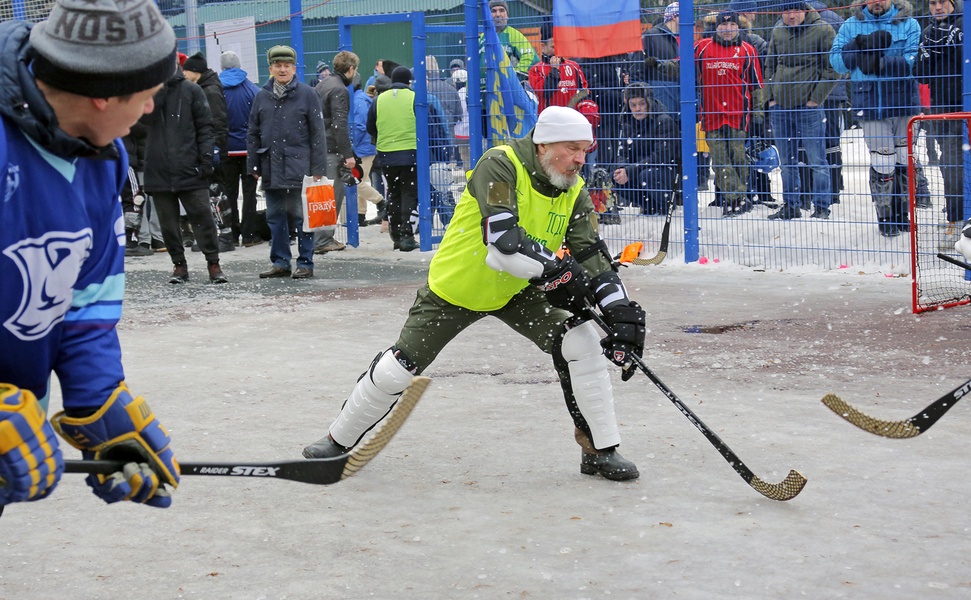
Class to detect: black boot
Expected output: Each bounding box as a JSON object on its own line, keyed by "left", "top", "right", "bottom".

{"left": 580, "top": 448, "right": 640, "bottom": 481}
{"left": 871, "top": 168, "right": 898, "bottom": 237}
{"left": 302, "top": 434, "right": 350, "bottom": 459}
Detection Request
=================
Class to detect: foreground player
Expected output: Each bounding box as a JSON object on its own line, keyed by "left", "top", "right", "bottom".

{"left": 304, "top": 107, "right": 646, "bottom": 480}
{"left": 0, "top": 0, "right": 180, "bottom": 510}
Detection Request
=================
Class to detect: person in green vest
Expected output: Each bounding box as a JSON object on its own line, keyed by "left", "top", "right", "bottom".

{"left": 304, "top": 107, "right": 646, "bottom": 481}
{"left": 366, "top": 66, "right": 420, "bottom": 251}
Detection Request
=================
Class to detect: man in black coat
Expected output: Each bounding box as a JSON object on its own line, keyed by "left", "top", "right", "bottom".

{"left": 141, "top": 63, "right": 226, "bottom": 284}
{"left": 248, "top": 45, "right": 328, "bottom": 279}
{"left": 611, "top": 82, "right": 680, "bottom": 215}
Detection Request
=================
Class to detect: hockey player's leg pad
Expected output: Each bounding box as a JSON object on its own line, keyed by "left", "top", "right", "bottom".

{"left": 559, "top": 321, "right": 621, "bottom": 450}
{"left": 50, "top": 383, "right": 179, "bottom": 508}
{"left": 0, "top": 384, "right": 63, "bottom": 505}
{"left": 327, "top": 348, "right": 416, "bottom": 449}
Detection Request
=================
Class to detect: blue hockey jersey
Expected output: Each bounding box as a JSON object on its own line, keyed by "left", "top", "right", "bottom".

{"left": 0, "top": 21, "right": 127, "bottom": 412}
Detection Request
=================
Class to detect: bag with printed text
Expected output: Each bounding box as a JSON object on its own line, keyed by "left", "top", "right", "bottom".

{"left": 301, "top": 176, "right": 337, "bottom": 231}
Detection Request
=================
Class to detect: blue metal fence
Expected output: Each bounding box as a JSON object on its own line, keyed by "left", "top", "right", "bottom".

{"left": 6, "top": 0, "right": 971, "bottom": 273}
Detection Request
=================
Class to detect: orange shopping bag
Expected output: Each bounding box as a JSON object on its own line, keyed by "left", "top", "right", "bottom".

{"left": 301, "top": 175, "right": 337, "bottom": 231}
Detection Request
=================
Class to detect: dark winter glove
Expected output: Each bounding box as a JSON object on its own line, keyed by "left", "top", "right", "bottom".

{"left": 530, "top": 254, "right": 594, "bottom": 316}
{"left": 856, "top": 31, "right": 892, "bottom": 52}
{"left": 601, "top": 302, "right": 646, "bottom": 381}
{"left": 644, "top": 56, "right": 659, "bottom": 69}
{"left": 858, "top": 53, "right": 882, "bottom": 76}
{"left": 196, "top": 163, "right": 215, "bottom": 178}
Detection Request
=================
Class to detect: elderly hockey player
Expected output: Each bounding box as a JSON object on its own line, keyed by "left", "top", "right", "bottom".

{"left": 0, "top": 0, "right": 180, "bottom": 511}
{"left": 303, "top": 107, "right": 645, "bottom": 480}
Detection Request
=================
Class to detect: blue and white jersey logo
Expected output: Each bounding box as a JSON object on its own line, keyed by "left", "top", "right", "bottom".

{"left": 4, "top": 164, "right": 18, "bottom": 203}
{"left": 3, "top": 229, "right": 92, "bottom": 341}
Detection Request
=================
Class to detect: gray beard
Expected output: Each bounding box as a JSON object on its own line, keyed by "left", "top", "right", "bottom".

{"left": 540, "top": 152, "right": 579, "bottom": 190}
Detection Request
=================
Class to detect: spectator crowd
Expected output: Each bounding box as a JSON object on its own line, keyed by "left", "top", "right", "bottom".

{"left": 122, "top": 0, "right": 968, "bottom": 283}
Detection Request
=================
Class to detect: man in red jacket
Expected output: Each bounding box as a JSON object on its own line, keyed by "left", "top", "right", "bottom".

{"left": 695, "top": 11, "right": 764, "bottom": 217}
{"left": 528, "top": 23, "right": 589, "bottom": 113}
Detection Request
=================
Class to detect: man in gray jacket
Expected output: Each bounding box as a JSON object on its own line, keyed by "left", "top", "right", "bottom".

{"left": 248, "top": 45, "right": 328, "bottom": 279}
{"left": 313, "top": 50, "right": 359, "bottom": 254}
{"left": 765, "top": 0, "right": 838, "bottom": 220}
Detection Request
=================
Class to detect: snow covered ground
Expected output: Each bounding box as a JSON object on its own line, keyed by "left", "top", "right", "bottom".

{"left": 1, "top": 226, "right": 969, "bottom": 599}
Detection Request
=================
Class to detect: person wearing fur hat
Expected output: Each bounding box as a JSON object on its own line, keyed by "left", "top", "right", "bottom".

{"left": 830, "top": 0, "right": 921, "bottom": 237}
{"left": 917, "top": 0, "right": 965, "bottom": 245}
{"left": 304, "top": 106, "right": 645, "bottom": 482}
{"left": 0, "top": 0, "right": 180, "bottom": 513}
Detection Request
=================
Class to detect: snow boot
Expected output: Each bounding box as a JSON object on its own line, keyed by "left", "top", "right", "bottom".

{"left": 169, "top": 261, "right": 189, "bottom": 284}
{"left": 302, "top": 434, "right": 349, "bottom": 459}
{"left": 207, "top": 260, "right": 228, "bottom": 284}
{"left": 575, "top": 428, "right": 639, "bottom": 481}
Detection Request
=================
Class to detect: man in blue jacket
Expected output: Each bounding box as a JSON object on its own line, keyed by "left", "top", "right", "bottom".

{"left": 248, "top": 46, "right": 328, "bottom": 279}
{"left": 830, "top": 0, "right": 921, "bottom": 237}
{"left": 219, "top": 51, "right": 263, "bottom": 247}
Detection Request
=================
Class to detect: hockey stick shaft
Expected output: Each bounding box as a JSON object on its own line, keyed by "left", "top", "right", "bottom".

{"left": 586, "top": 309, "right": 806, "bottom": 501}
{"left": 63, "top": 376, "right": 430, "bottom": 485}
{"left": 822, "top": 377, "right": 970, "bottom": 438}
{"left": 630, "top": 198, "right": 675, "bottom": 266}
{"left": 936, "top": 252, "right": 971, "bottom": 271}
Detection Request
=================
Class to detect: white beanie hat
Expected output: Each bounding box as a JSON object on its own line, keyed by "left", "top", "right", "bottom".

{"left": 532, "top": 106, "right": 593, "bottom": 145}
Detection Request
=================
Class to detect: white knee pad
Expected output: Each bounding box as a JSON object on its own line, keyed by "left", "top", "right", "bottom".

{"left": 562, "top": 322, "right": 621, "bottom": 449}
{"left": 329, "top": 349, "right": 414, "bottom": 448}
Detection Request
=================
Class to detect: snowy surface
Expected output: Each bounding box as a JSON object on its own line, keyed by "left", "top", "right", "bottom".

{"left": 2, "top": 228, "right": 970, "bottom": 599}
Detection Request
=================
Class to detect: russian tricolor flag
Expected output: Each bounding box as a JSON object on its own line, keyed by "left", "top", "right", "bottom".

{"left": 553, "top": 0, "right": 643, "bottom": 58}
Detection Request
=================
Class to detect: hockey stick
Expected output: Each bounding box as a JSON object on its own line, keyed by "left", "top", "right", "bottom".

{"left": 63, "top": 376, "right": 430, "bottom": 485}
{"left": 585, "top": 309, "right": 807, "bottom": 501}
{"left": 937, "top": 252, "right": 971, "bottom": 271}
{"left": 629, "top": 197, "right": 675, "bottom": 266}
{"left": 821, "top": 377, "right": 971, "bottom": 439}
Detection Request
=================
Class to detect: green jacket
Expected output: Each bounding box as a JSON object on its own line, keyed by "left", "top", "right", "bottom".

{"left": 428, "top": 133, "right": 612, "bottom": 311}
{"left": 764, "top": 9, "right": 840, "bottom": 108}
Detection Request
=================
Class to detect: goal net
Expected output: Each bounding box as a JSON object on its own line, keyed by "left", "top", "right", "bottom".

{"left": 909, "top": 113, "right": 971, "bottom": 314}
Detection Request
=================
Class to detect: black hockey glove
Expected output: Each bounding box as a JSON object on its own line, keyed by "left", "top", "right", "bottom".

{"left": 601, "top": 301, "right": 646, "bottom": 381}
{"left": 531, "top": 254, "right": 593, "bottom": 317}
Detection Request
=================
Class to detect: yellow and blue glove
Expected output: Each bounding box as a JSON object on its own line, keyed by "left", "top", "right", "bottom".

{"left": 0, "top": 384, "right": 64, "bottom": 505}
{"left": 51, "top": 383, "right": 180, "bottom": 508}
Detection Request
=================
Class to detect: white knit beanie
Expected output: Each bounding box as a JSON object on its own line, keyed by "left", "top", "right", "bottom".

{"left": 532, "top": 106, "right": 593, "bottom": 145}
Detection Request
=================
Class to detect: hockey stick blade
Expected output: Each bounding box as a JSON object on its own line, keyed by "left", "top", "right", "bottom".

{"left": 64, "top": 376, "right": 430, "bottom": 485}
{"left": 821, "top": 377, "right": 971, "bottom": 439}
{"left": 630, "top": 200, "right": 675, "bottom": 266}
{"left": 585, "top": 309, "right": 806, "bottom": 501}
{"left": 936, "top": 252, "right": 971, "bottom": 271}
